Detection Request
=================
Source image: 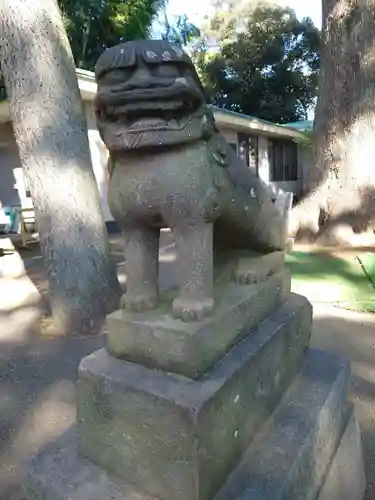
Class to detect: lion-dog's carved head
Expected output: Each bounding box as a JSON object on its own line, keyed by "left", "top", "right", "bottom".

{"left": 95, "top": 40, "right": 213, "bottom": 152}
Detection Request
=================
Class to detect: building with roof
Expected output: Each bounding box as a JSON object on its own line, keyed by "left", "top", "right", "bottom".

{"left": 0, "top": 69, "right": 311, "bottom": 230}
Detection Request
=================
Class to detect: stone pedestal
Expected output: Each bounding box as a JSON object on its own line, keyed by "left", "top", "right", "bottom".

{"left": 21, "top": 270, "right": 366, "bottom": 500}
{"left": 105, "top": 270, "right": 290, "bottom": 378}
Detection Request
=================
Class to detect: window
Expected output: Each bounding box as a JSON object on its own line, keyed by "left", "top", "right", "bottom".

{"left": 249, "top": 136, "right": 259, "bottom": 174}
{"left": 238, "top": 134, "right": 248, "bottom": 167}
{"left": 238, "top": 133, "right": 259, "bottom": 175}
{"left": 268, "top": 139, "right": 298, "bottom": 181}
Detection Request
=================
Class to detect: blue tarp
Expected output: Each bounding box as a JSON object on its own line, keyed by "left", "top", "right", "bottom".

{"left": 0, "top": 206, "right": 20, "bottom": 233}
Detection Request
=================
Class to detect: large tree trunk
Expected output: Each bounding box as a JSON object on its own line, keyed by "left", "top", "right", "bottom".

{"left": 291, "top": 0, "right": 375, "bottom": 246}
{"left": 0, "top": 0, "right": 121, "bottom": 334}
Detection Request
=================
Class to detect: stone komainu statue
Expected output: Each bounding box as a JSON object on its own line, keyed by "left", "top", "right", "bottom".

{"left": 95, "top": 40, "right": 289, "bottom": 321}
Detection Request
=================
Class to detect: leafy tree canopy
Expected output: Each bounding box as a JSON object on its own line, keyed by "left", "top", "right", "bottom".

{"left": 159, "top": 13, "right": 200, "bottom": 47}
{"left": 194, "top": 0, "right": 320, "bottom": 123}
{"left": 58, "top": 0, "right": 166, "bottom": 70}
{"left": 1, "top": 0, "right": 319, "bottom": 127}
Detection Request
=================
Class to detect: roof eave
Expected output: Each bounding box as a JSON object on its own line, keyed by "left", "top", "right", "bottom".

{"left": 213, "top": 108, "right": 303, "bottom": 140}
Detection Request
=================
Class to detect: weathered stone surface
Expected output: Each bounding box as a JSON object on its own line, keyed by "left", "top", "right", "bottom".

{"left": 22, "top": 349, "right": 363, "bottom": 500}
{"left": 214, "top": 349, "right": 353, "bottom": 500}
{"left": 20, "top": 429, "right": 157, "bottom": 500}
{"left": 95, "top": 39, "right": 290, "bottom": 321}
{"left": 106, "top": 270, "right": 290, "bottom": 378}
{"left": 77, "top": 293, "right": 312, "bottom": 500}
{"left": 317, "top": 409, "right": 366, "bottom": 500}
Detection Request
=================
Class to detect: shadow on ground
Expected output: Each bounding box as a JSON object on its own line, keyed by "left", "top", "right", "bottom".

{"left": 0, "top": 236, "right": 121, "bottom": 495}
{"left": 0, "top": 332, "right": 106, "bottom": 497}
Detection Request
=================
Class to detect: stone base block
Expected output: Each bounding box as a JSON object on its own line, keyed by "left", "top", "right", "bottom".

{"left": 106, "top": 270, "right": 290, "bottom": 378}
{"left": 215, "top": 350, "right": 360, "bottom": 500}
{"left": 77, "top": 294, "right": 311, "bottom": 500}
{"left": 20, "top": 429, "right": 154, "bottom": 500}
{"left": 21, "top": 350, "right": 365, "bottom": 500}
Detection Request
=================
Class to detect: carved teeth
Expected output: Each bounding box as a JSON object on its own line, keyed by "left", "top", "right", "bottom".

{"left": 129, "top": 118, "right": 166, "bottom": 130}
{"left": 127, "top": 117, "right": 180, "bottom": 131}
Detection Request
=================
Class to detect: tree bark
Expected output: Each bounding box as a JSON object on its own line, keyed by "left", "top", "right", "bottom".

{"left": 291, "top": 0, "right": 375, "bottom": 246}
{"left": 0, "top": 0, "right": 121, "bottom": 334}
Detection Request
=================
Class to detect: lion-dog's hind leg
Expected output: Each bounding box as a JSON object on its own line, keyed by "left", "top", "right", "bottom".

{"left": 120, "top": 224, "right": 160, "bottom": 312}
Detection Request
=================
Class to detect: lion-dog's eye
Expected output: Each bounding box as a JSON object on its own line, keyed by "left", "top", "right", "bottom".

{"left": 101, "top": 68, "right": 133, "bottom": 84}
{"left": 152, "top": 64, "right": 180, "bottom": 78}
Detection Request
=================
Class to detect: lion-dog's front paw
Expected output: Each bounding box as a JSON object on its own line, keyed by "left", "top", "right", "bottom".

{"left": 172, "top": 296, "right": 214, "bottom": 322}
{"left": 234, "top": 267, "right": 269, "bottom": 284}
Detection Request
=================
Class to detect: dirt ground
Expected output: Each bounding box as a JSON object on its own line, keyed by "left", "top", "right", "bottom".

{"left": 0, "top": 231, "right": 176, "bottom": 337}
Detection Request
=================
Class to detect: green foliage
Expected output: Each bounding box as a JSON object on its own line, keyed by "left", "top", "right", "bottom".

{"left": 195, "top": 1, "right": 320, "bottom": 123}
{"left": 160, "top": 13, "right": 201, "bottom": 47}
{"left": 58, "top": 0, "right": 166, "bottom": 70}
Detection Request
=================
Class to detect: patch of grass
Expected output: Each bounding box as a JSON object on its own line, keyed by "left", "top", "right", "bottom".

{"left": 285, "top": 251, "right": 375, "bottom": 313}
{"left": 358, "top": 253, "right": 375, "bottom": 287}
